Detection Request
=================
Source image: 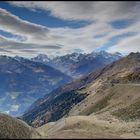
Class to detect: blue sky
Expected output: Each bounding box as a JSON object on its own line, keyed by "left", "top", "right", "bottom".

{"left": 0, "top": 1, "right": 140, "bottom": 57}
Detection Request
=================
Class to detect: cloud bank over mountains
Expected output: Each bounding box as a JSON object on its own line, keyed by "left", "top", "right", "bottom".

{"left": 0, "top": 2, "right": 140, "bottom": 57}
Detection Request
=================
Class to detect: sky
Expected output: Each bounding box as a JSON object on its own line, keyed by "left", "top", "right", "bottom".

{"left": 0, "top": 1, "right": 140, "bottom": 58}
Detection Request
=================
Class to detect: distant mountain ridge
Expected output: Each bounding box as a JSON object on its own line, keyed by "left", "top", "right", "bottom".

{"left": 31, "top": 51, "right": 122, "bottom": 78}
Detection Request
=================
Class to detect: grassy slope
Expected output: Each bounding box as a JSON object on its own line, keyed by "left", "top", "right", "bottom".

{"left": 0, "top": 113, "right": 40, "bottom": 139}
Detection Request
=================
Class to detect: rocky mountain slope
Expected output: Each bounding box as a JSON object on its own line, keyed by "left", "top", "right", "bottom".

{"left": 32, "top": 51, "right": 122, "bottom": 78}
{"left": 0, "top": 55, "right": 72, "bottom": 116}
{"left": 22, "top": 52, "right": 140, "bottom": 128}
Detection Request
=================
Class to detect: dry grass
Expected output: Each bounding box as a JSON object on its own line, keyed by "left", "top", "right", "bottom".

{"left": 37, "top": 115, "right": 140, "bottom": 139}
{"left": 0, "top": 113, "right": 40, "bottom": 139}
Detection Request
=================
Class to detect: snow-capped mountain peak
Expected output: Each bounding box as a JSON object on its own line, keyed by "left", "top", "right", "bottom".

{"left": 31, "top": 51, "right": 122, "bottom": 78}
{"left": 31, "top": 54, "right": 50, "bottom": 63}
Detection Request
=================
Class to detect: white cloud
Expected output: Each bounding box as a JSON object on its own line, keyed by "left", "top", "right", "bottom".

{"left": 0, "top": 8, "right": 62, "bottom": 57}
{"left": 108, "top": 34, "right": 140, "bottom": 53}
{"left": 0, "top": 2, "right": 140, "bottom": 57}
{"left": 0, "top": 8, "right": 49, "bottom": 40}
{"left": 9, "top": 2, "right": 140, "bottom": 22}
{"left": 0, "top": 35, "right": 61, "bottom": 57}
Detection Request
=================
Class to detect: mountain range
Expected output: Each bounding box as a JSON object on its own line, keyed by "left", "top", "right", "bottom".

{"left": 31, "top": 51, "right": 122, "bottom": 78}
{"left": 0, "top": 51, "right": 121, "bottom": 116}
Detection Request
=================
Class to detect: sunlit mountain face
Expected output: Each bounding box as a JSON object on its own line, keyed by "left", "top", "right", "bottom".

{"left": 22, "top": 52, "right": 140, "bottom": 128}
